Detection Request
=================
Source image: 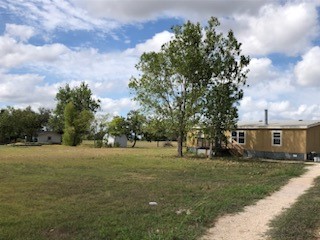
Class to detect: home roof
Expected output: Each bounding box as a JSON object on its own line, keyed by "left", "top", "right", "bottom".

{"left": 237, "top": 120, "right": 320, "bottom": 129}
{"left": 37, "top": 131, "right": 61, "bottom": 135}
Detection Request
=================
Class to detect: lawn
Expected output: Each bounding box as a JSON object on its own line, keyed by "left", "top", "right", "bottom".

{"left": 0, "top": 142, "right": 305, "bottom": 240}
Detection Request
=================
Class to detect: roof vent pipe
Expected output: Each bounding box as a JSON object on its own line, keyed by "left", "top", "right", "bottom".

{"left": 265, "top": 109, "right": 268, "bottom": 125}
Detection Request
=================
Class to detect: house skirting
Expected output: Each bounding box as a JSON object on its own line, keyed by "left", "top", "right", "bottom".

{"left": 187, "top": 147, "right": 212, "bottom": 156}
{"left": 244, "top": 150, "right": 306, "bottom": 161}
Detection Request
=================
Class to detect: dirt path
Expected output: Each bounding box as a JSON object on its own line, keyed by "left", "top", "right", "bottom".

{"left": 201, "top": 163, "right": 320, "bottom": 240}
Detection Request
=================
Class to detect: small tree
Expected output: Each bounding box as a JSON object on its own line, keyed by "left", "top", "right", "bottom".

{"left": 91, "top": 114, "right": 110, "bottom": 147}
{"left": 126, "top": 110, "right": 146, "bottom": 147}
{"left": 201, "top": 21, "right": 250, "bottom": 156}
{"left": 62, "top": 102, "right": 93, "bottom": 146}
{"left": 144, "top": 117, "right": 170, "bottom": 147}
{"left": 107, "top": 116, "right": 129, "bottom": 137}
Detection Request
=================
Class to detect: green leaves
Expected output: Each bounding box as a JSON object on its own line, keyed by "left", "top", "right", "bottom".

{"left": 129, "top": 17, "right": 250, "bottom": 156}
{"left": 63, "top": 102, "right": 93, "bottom": 146}
{"left": 51, "top": 82, "right": 100, "bottom": 133}
{"left": 201, "top": 19, "right": 250, "bottom": 152}
{"left": 107, "top": 116, "right": 128, "bottom": 137}
{"left": 0, "top": 106, "right": 51, "bottom": 143}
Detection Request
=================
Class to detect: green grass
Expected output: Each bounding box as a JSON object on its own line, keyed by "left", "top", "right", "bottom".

{"left": 268, "top": 176, "right": 320, "bottom": 240}
{"left": 0, "top": 142, "right": 305, "bottom": 240}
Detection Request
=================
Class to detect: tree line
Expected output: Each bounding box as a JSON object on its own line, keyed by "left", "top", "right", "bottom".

{"left": 0, "top": 83, "right": 168, "bottom": 146}
{"left": 0, "top": 107, "right": 50, "bottom": 144}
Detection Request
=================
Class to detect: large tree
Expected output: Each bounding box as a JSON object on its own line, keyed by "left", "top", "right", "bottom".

{"left": 201, "top": 20, "right": 250, "bottom": 156}
{"left": 129, "top": 20, "right": 210, "bottom": 157}
{"left": 50, "top": 82, "right": 100, "bottom": 133}
{"left": 129, "top": 17, "right": 249, "bottom": 157}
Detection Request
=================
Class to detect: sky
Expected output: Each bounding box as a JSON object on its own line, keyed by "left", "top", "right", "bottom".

{"left": 1, "top": 0, "right": 320, "bottom": 121}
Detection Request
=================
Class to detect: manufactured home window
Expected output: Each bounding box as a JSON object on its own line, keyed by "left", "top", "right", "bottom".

{"left": 231, "top": 131, "right": 246, "bottom": 145}
{"left": 272, "top": 131, "right": 282, "bottom": 146}
{"left": 231, "top": 131, "right": 237, "bottom": 142}
{"left": 238, "top": 132, "right": 245, "bottom": 144}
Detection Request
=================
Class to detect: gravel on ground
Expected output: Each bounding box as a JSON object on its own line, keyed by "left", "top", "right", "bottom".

{"left": 201, "top": 163, "right": 320, "bottom": 240}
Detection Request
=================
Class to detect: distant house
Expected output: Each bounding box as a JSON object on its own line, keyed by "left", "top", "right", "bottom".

{"left": 103, "top": 134, "right": 127, "bottom": 148}
{"left": 187, "top": 118, "right": 320, "bottom": 161}
{"left": 37, "top": 131, "right": 62, "bottom": 144}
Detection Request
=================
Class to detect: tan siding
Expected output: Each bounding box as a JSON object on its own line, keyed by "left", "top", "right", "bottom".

{"left": 306, "top": 125, "right": 320, "bottom": 152}
{"left": 281, "top": 130, "right": 306, "bottom": 153}
{"left": 241, "top": 129, "right": 307, "bottom": 154}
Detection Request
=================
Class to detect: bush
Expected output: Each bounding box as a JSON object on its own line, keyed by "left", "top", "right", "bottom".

{"left": 94, "top": 140, "right": 103, "bottom": 148}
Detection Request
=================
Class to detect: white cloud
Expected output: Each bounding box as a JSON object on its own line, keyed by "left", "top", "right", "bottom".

{"left": 2, "top": 0, "right": 119, "bottom": 32}
{"left": 295, "top": 46, "right": 320, "bottom": 87}
{"left": 5, "top": 24, "right": 35, "bottom": 42}
{"left": 247, "top": 58, "right": 275, "bottom": 83}
{"left": 245, "top": 57, "right": 295, "bottom": 102}
{"left": 239, "top": 96, "right": 315, "bottom": 121}
{"left": 99, "top": 97, "right": 139, "bottom": 116}
{"left": 124, "top": 31, "right": 173, "bottom": 56}
{"left": 2, "top": 0, "right": 320, "bottom": 120}
{"left": 0, "top": 71, "right": 57, "bottom": 109}
{"left": 0, "top": 36, "right": 68, "bottom": 68}
{"left": 234, "top": 2, "right": 319, "bottom": 56}
{"left": 240, "top": 97, "right": 291, "bottom": 121}
{"left": 2, "top": 1, "right": 318, "bottom": 59}
{"left": 72, "top": 0, "right": 264, "bottom": 23}
{"left": 0, "top": 29, "right": 175, "bottom": 96}
{"left": 0, "top": 31, "right": 164, "bottom": 114}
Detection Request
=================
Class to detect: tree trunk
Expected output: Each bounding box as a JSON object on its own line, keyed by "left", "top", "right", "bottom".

{"left": 214, "top": 136, "right": 221, "bottom": 156}
{"left": 177, "top": 132, "right": 184, "bottom": 157}
{"left": 209, "top": 139, "right": 214, "bottom": 159}
{"left": 131, "top": 138, "right": 137, "bottom": 148}
{"left": 177, "top": 137, "right": 183, "bottom": 157}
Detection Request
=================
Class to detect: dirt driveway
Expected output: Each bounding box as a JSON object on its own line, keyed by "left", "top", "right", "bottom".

{"left": 201, "top": 163, "right": 320, "bottom": 240}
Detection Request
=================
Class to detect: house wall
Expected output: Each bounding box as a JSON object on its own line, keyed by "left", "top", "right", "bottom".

{"left": 104, "top": 134, "right": 127, "bottom": 148}
{"left": 241, "top": 128, "right": 307, "bottom": 154}
{"left": 114, "top": 135, "right": 127, "bottom": 148}
{"left": 237, "top": 128, "right": 307, "bottom": 160}
{"left": 306, "top": 125, "right": 320, "bottom": 153}
{"left": 187, "top": 126, "right": 316, "bottom": 160}
{"left": 37, "top": 132, "right": 62, "bottom": 144}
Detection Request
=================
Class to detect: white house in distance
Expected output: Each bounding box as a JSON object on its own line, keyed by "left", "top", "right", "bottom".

{"left": 37, "top": 131, "right": 62, "bottom": 144}
{"left": 103, "top": 134, "right": 127, "bottom": 147}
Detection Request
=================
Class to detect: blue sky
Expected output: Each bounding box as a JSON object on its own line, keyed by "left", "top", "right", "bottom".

{"left": 1, "top": 0, "right": 320, "bottom": 121}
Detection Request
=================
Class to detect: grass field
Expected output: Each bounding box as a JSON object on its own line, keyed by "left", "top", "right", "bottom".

{"left": 0, "top": 142, "right": 306, "bottom": 240}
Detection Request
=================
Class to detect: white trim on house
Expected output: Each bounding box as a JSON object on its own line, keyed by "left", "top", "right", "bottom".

{"left": 231, "top": 130, "right": 246, "bottom": 145}
{"left": 272, "top": 130, "right": 282, "bottom": 146}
